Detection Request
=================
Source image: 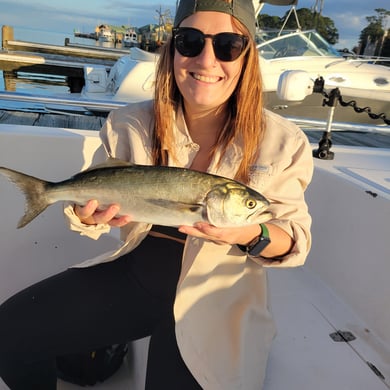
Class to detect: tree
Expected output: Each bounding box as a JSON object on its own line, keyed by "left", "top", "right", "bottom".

{"left": 312, "top": 14, "right": 339, "bottom": 45}
{"left": 359, "top": 8, "right": 390, "bottom": 56}
{"left": 257, "top": 14, "right": 283, "bottom": 30}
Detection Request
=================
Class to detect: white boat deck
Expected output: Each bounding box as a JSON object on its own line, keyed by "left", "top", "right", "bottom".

{"left": 53, "top": 265, "right": 389, "bottom": 390}
{"left": 0, "top": 124, "right": 389, "bottom": 389}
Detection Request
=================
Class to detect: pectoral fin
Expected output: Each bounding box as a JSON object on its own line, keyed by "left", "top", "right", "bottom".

{"left": 146, "top": 199, "right": 203, "bottom": 213}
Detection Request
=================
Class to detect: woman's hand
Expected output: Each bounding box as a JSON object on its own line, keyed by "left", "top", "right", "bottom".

{"left": 74, "top": 200, "right": 132, "bottom": 227}
{"left": 179, "top": 222, "right": 294, "bottom": 258}
{"left": 178, "top": 222, "right": 261, "bottom": 246}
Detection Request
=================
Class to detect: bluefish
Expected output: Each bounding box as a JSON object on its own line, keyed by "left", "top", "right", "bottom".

{"left": 0, "top": 161, "right": 271, "bottom": 228}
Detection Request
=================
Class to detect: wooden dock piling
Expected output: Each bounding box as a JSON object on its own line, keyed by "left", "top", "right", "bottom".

{"left": 3, "top": 71, "right": 16, "bottom": 92}
{"left": 2, "top": 25, "right": 14, "bottom": 48}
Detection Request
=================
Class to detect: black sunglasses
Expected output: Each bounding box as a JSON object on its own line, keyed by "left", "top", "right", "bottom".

{"left": 172, "top": 27, "right": 248, "bottom": 62}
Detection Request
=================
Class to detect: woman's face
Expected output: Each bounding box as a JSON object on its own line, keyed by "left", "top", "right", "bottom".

{"left": 174, "top": 11, "right": 246, "bottom": 114}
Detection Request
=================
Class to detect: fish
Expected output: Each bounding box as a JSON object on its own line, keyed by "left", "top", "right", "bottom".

{"left": 0, "top": 161, "right": 272, "bottom": 229}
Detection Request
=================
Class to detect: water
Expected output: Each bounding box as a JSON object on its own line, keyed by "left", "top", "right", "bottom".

{"left": 0, "top": 25, "right": 126, "bottom": 96}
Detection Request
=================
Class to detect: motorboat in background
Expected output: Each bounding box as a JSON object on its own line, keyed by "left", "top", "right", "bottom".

{"left": 81, "top": 47, "right": 158, "bottom": 103}
{"left": 255, "top": 0, "right": 390, "bottom": 124}
{"left": 76, "top": 0, "right": 390, "bottom": 125}
{"left": 123, "top": 29, "right": 139, "bottom": 48}
{"left": 97, "top": 25, "right": 113, "bottom": 43}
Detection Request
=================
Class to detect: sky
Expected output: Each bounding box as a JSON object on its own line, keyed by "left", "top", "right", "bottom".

{"left": 0, "top": 0, "right": 388, "bottom": 50}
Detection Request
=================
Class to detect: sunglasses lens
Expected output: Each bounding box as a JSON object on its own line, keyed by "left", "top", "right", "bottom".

{"left": 174, "top": 29, "right": 204, "bottom": 57}
{"left": 174, "top": 28, "right": 247, "bottom": 62}
{"left": 214, "top": 33, "right": 246, "bottom": 61}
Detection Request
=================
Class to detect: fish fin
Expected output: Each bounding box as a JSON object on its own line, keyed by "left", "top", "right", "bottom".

{"left": 0, "top": 167, "right": 51, "bottom": 228}
{"left": 83, "top": 157, "right": 133, "bottom": 171}
{"left": 146, "top": 198, "right": 203, "bottom": 213}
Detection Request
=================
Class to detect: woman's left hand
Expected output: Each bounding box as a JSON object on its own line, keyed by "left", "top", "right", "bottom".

{"left": 179, "top": 222, "right": 294, "bottom": 258}
{"left": 178, "top": 222, "right": 261, "bottom": 246}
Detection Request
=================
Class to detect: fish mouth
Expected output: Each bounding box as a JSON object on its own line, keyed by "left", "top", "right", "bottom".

{"left": 248, "top": 210, "right": 273, "bottom": 224}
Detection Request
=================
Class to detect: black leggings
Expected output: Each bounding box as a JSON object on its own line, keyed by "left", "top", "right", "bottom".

{"left": 0, "top": 235, "right": 202, "bottom": 389}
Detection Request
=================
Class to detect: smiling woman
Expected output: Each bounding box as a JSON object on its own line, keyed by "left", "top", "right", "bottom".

{"left": 0, "top": 1, "right": 313, "bottom": 389}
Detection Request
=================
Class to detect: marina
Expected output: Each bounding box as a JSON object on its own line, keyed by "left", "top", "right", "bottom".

{"left": 3, "top": 3, "right": 389, "bottom": 126}
{"left": 0, "top": 0, "right": 389, "bottom": 389}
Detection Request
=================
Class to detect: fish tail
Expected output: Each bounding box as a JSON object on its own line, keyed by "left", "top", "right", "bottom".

{"left": 0, "top": 167, "right": 51, "bottom": 228}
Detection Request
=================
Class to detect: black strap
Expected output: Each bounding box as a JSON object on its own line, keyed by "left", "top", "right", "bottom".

{"left": 150, "top": 225, "right": 187, "bottom": 242}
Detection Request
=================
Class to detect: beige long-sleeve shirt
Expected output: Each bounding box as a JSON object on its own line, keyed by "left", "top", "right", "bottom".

{"left": 65, "top": 100, "right": 313, "bottom": 389}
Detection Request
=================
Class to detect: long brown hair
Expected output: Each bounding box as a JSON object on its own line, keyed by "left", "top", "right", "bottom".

{"left": 153, "top": 19, "right": 265, "bottom": 184}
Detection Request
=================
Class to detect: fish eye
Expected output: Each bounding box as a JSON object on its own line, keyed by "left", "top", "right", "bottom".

{"left": 245, "top": 198, "right": 257, "bottom": 209}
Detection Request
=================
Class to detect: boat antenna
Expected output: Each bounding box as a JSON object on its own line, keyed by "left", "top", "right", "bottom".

{"left": 312, "top": 0, "right": 324, "bottom": 16}
{"left": 311, "top": 0, "right": 324, "bottom": 30}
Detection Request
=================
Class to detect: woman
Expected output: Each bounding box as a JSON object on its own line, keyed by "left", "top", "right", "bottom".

{"left": 0, "top": 0, "right": 313, "bottom": 389}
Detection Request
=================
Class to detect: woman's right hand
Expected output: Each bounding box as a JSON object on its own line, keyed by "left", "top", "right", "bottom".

{"left": 74, "top": 200, "right": 132, "bottom": 227}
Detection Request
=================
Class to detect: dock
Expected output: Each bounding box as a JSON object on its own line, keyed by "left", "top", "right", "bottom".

{"left": 0, "top": 51, "right": 114, "bottom": 75}
{"left": 0, "top": 109, "right": 107, "bottom": 131}
{"left": 3, "top": 38, "right": 129, "bottom": 60}
{"left": 0, "top": 25, "right": 127, "bottom": 92}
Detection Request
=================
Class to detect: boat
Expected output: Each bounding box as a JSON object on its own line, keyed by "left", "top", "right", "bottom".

{"left": 0, "top": 74, "right": 390, "bottom": 390}
{"left": 254, "top": 0, "right": 390, "bottom": 125}
{"left": 97, "top": 25, "right": 114, "bottom": 42}
{"left": 123, "top": 28, "right": 139, "bottom": 48}
{"left": 0, "top": 111, "right": 389, "bottom": 390}
{"left": 0, "top": 3, "right": 389, "bottom": 387}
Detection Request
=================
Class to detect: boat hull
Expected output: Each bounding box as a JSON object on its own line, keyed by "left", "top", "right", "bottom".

{"left": 265, "top": 91, "right": 390, "bottom": 125}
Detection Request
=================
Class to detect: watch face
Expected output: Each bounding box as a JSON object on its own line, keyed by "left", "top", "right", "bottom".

{"left": 248, "top": 235, "right": 271, "bottom": 256}
{"left": 238, "top": 224, "right": 271, "bottom": 257}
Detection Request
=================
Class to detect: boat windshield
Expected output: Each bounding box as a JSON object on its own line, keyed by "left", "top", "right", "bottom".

{"left": 256, "top": 30, "right": 341, "bottom": 59}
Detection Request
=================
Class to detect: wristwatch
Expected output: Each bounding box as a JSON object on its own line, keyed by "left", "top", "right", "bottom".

{"left": 237, "top": 223, "right": 271, "bottom": 257}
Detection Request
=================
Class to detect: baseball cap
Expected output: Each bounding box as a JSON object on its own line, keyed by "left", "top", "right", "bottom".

{"left": 174, "top": 0, "right": 256, "bottom": 38}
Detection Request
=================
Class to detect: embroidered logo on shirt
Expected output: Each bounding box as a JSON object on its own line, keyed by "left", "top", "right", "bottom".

{"left": 249, "top": 165, "right": 270, "bottom": 174}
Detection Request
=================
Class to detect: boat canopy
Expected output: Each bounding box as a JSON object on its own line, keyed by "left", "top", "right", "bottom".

{"left": 253, "top": 0, "right": 298, "bottom": 17}
{"left": 259, "top": 0, "right": 298, "bottom": 5}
